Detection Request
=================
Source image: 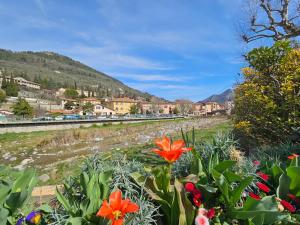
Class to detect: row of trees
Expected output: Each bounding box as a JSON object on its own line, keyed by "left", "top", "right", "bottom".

{"left": 1, "top": 75, "right": 19, "bottom": 97}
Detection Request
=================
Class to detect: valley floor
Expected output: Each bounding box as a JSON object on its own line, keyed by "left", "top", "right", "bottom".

{"left": 0, "top": 116, "right": 231, "bottom": 184}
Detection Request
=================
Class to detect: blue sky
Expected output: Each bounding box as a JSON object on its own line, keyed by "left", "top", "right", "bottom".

{"left": 0, "top": 0, "right": 262, "bottom": 101}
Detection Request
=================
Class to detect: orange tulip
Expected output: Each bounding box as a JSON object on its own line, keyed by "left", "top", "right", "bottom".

{"left": 152, "top": 136, "right": 192, "bottom": 163}
{"left": 288, "top": 154, "right": 299, "bottom": 160}
{"left": 96, "top": 190, "right": 139, "bottom": 225}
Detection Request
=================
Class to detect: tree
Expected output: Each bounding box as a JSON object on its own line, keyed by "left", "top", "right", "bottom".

{"left": 175, "top": 99, "right": 193, "bottom": 115}
{"left": 242, "top": 0, "right": 300, "bottom": 42}
{"left": 0, "top": 90, "right": 6, "bottom": 104}
{"left": 64, "top": 101, "right": 75, "bottom": 110}
{"left": 64, "top": 88, "right": 78, "bottom": 99}
{"left": 5, "top": 81, "right": 19, "bottom": 97}
{"left": 129, "top": 104, "right": 139, "bottom": 114}
{"left": 173, "top": 107, "right": 180, "bottom": 115}
{"left": 12, "top": 98, "right": 34, "bottom": 118}
{"left": 234, "top": 41, "right": 300, "bottom": 145}
{"left": 82, "top": 102, "right": 94, "bottom": 115}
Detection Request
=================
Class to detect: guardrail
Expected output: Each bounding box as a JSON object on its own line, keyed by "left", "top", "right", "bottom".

{"left": 0, "top": 116, "right": 185, "bottom": 128}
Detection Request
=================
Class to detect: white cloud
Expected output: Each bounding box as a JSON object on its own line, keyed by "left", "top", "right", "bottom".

{"left": 65, "top": 45, "right": 172, "bottom": 70}
{"left": 112, "top": 73, "right": 189, "bottom": 82}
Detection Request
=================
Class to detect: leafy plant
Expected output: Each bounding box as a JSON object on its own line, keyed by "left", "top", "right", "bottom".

{"left": 55, "top": 166, "right": 112, "bottom": 225}
{"left": 0, "top": 168, "right": 37, "bottom": 225}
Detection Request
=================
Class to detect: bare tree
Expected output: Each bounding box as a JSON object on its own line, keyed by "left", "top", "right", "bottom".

{"left": 242, "top": 0, "right": 300, "bottom": 42}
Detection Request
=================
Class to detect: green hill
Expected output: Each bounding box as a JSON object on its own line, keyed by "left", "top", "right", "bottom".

{"left": 0, "top": 49, "right": 152, "bottom": 99}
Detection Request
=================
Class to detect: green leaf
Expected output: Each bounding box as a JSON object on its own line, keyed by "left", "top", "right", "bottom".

{"left": 0, "top": 208, "right": 9, "bottom": 225}
{"left": 230, "top": 176, "right": 253, "bottom": 206}
{"left": 287, "top": 167, "right": 300, "bottom": 195}
{"left": 214, "top": 161, "right": 236, "bottom": 173}
{"left": 276, "top": 173, "right": 291, "bottom": 199}
{"left": 174, "top": 179, "right": 195, "bottom": 225}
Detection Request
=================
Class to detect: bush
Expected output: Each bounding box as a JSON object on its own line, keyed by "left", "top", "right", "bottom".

{"left": 234, "top": 41, "right": 300, "bottom": 147}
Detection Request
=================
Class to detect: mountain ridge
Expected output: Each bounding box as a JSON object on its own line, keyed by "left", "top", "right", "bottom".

{"left": 198, "top": 89, "right": 233, "bottom": 104}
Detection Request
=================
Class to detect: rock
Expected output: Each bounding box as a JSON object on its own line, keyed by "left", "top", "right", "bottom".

{"left": 38, "top": 174, "right": 50, "bottom": 182}
{"left": 9, "top": 157, "right": 17, "bottom": 161}
{"left": 3, "top": 152, "right": 11, "bottom": 159}
{"left": 95, "top": 137, "right": 103, "bottom": 142}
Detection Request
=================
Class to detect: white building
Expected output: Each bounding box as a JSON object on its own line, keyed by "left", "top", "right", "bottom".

{"left": 0, "top": 76, "right": 40, "bottom": 90}
{"left": 94, "top": 104, "right": 116, "bottom": 116}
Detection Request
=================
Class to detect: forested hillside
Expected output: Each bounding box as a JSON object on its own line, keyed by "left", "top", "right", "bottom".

{"left": 0, "top": 49, "right": 152, "bottom": 98}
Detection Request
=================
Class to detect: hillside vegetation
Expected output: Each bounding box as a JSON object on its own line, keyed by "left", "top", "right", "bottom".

{"left": 0, "top": 49, "right": 152, "bottom": 98}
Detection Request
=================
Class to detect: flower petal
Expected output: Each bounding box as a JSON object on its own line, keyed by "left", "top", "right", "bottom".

{"left": 109, "top": 190, "right": 122, "bottom": 211}
{"left": 97, "top": 200, "right": 113, "bottom": 218}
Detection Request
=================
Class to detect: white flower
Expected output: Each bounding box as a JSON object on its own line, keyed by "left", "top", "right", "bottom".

{"left": 195, "top": 214, "right": 210, "bottom": 225}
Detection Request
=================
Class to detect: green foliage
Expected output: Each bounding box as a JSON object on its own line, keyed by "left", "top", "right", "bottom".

{"left": 0, "top": 89, "right": 6, "bottom": 104}
{"left": 132, "top": 166, "right": 196, "bottom": 225}
{"left": 55, "top": 166, "right": 112, "bottom": 224}
{"left": 11, "top": 98, "right": 33, "bottom": 118}
{"left": 64, "top": 101, "right": 75, "bottom": 110}
{"left": 82, "top": 102, "right": 94, "bottom": 115}
{"left": 234, "top": 41, "right": 300, "bottom": 146}
{"left": 0, "top": 49, "right": 152, "bottom": 99}
{"left": 0, "top": 169, "right": 37, "bottom": 225}
{"left": 129, "top": 104, "right": 139, "bottom": 114}
{"left": 64, "top": 88, "right": 78, "bottom": 99}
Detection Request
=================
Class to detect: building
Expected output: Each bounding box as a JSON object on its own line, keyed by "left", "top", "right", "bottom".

{"left": 80, "top": 98, "right": 102, "bottom": 105}
{"left": 94, "top": 104, "right": 116, "bottom": 116}
{"left": 104, "top": 97, "right": 138, "bottom": 115}
{"left": 0, "top": 76, "right": 40, "bottom": 90}
{"left": 158, "top": 103, "right": 176, "bottom": 114}
{"left": 193, "top": 103, "right": 206, "bottom": 116}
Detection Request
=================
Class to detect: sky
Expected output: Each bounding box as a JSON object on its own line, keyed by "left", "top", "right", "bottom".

{"left": 0, "top": 0, "right": 262, "bottom": 101}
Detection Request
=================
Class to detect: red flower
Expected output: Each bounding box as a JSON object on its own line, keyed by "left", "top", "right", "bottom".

{"left": 287, "top": 194, "right": 296, "bottom": 200}
{"left": 256, "top": 182, "right": 271, "bottom": 193}
{"left": 256, "top": 172, "right": 270, "bottom": 181}
{"left": 249, "top": 192, "right": 261, "bottom": 200}
{"left": 152, "top": 136, "right": 192, "bottom": 163}
{"left": 206, "top": 208, "right": 215, "bottom": 219}
{"left": 281, "top": 200, "right": 296, "bottom": 213}
{"left": 193, "top": 197, "right": 202, "bottom": 207}
{"left": 96, "top": 190, "right": 139, "bottom": 225}
{"left": 288, "top": 154, "right": 299, "bottom": 160}
{"left": 192, "top": 189, "right": 202, "bottom": 198}
{"left": 253, "top": 160, "right": 260, "bottom": 166}
{"left": 185, "top": 182, "right": 196, "bottom": 192}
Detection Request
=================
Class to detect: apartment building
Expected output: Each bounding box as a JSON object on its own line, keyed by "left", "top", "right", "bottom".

{"left": 104, "top": 97, "right": 138, "bottom": 115}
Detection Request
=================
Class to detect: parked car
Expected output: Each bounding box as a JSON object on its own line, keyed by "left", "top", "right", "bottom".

{"left": 97, "top": 116, "right": 108, "bottom": 120}
{"left": 55, "top": 116, "right": 64, "bottom": 121}
{"left": 32, "top": 117, "right": 53, "bottom": 121}
{"left": 63, "top": 114, "right": 81, "bottom": 120}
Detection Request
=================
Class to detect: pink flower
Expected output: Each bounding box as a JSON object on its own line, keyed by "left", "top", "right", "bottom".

{"left": 195, "top": 215, "right": 210, "bottom": 225}
{"left": 253, "top": 160, "right": 260, "bottom": 166}
{"left": 198, "top": 208, "right": 208, "bottom": 216}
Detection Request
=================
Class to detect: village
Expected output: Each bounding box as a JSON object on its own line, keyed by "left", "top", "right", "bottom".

{"left": 0, "top": 73, "right": 234, "bottom": 121}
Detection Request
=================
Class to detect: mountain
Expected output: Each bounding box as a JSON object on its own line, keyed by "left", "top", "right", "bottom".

{"left": 198, "top": 89, "right": 233, "bottom": 104}
{"left": 0, "top": 49, "right": 152, "bottom": 99}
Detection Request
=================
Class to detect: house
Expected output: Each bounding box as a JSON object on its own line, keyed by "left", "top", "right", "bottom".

{"left": 80, "top": 98, "right": 101, "bottom": 105}
{"left": 193, "top": 103, "right": 206, "bottom": 116}
{"left": 0, "top": 76, "right": 40, "bottom": 90}
{"left": 94, "top": 104, "right": 116, "bottom": 116}
{"left": 104, "top": 97, "right": 138, "bottom": 115}
{"left": 158, "top": 103, "right": 176, "bottom": 114}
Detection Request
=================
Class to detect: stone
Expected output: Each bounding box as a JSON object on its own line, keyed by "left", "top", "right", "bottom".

{"left": 38, "top": 174, "right": 50, "bottom": 182}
